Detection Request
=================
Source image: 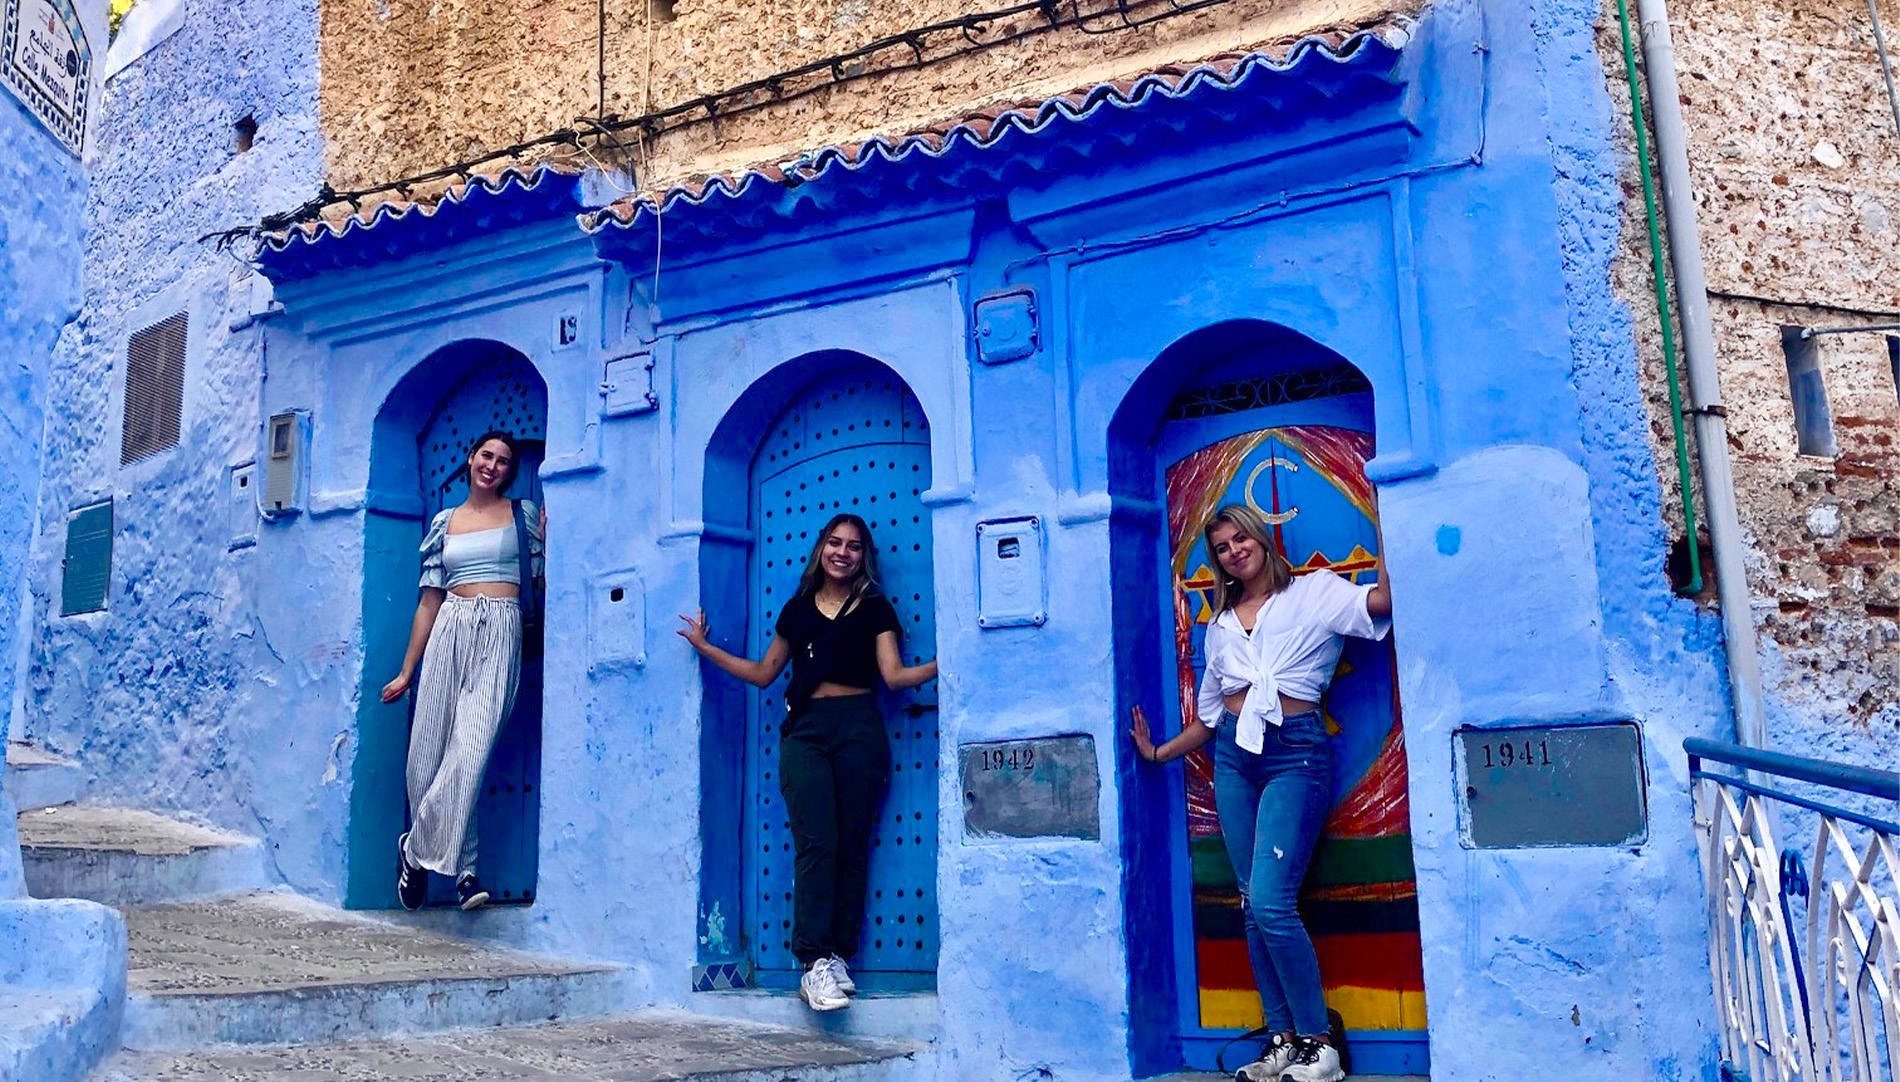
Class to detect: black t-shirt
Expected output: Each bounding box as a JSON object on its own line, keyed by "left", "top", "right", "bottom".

{"left": 774, "top": 591, "right": 900, "bottom": 706}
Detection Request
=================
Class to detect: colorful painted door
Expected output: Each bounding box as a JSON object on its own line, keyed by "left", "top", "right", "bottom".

{"left": 745, "top": 367, "right": 939, "bottom": 986}
{"left": 1157, "top": 391, "right": 1427, "bottom": 1075}
{"left": 414, "top": 358, "right": 546, "bottom": 905}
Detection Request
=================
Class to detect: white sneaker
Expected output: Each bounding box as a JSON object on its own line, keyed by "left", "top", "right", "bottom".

{"left": 799, "top": 962, "right": 849, "bottom": 1012}
{"left": 825, "top": 954, "right": 857, "bottom": 996}
{"left": 1235, "top": 1034, "right": 1297, "bottom": 1081}
{"left": 1281, "top": 1038, "right": 1345, "bottom": 1082}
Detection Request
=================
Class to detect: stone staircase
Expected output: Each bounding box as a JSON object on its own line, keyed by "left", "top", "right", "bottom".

{"left": 5, "top": 740, "right": 924, "bottom": 1082}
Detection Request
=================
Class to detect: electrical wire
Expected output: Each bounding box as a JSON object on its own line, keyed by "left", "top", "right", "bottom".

{"left": 215, "top": 0, "right": 1245, "bottom": 243}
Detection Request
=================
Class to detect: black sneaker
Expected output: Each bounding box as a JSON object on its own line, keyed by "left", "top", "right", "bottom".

{"left": 396, "top": 832, "right": 426, "bottom": 912}
{"left": 456, "top": 873, "right": 490, "bottom": 911}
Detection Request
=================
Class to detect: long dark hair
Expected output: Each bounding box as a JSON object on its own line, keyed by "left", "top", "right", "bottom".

{"left": 1204, "top": 503, "right": 1293, "bottom": 612}
{"left": 464, "top": 430, "right": 519, "bottom": 490}
{"left": 795, "top": 513, "right": 881, "bottom": 603}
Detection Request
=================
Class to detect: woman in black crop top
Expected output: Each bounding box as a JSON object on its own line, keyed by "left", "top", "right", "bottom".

{"left": 678, "top": 512, "right": 937, "bottom": 1013}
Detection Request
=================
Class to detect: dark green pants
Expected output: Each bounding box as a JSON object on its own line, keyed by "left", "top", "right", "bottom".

{"left": 779, "top": 693, "right": 889, "bottom": 967}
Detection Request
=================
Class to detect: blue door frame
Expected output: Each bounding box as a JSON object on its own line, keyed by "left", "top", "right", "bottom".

{"left": 742, "top": 367, "right": 940, "bottom": 989}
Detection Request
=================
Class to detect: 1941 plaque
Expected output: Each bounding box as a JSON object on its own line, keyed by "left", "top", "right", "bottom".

{"left": 1456, "top": 722, "right": 1648, "bottom": 849}
{"left": 960, "top": 735, "right": 1100, "bottom": 841}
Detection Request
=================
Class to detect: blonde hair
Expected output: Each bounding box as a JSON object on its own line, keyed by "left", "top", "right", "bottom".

{"left": 1204, "top": 503, "right": 1293, "bottom": 612}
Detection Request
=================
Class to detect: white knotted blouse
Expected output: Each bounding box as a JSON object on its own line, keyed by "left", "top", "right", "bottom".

{"left": 1195, "top": 568, "right": 1391, "bottom": 754}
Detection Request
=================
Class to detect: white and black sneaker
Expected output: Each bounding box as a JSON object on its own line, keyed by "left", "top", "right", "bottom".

{"left": 798, "top": 960, "right": 849, "bottom": 1012}
{"left": 456, "top": 873, "right": 490, "bottom": 911}
{"left": 1281, "top": 1037, "right": 1345, "bottom": 1082}
{"left": 396, "top": 832, "right": 426, "bottom": 912}
{"left": 1234, "top": 1033, "right": 1297, "bottom": 1081}
{"left": 824, "top": 954, "right": 857, "bottom": 996}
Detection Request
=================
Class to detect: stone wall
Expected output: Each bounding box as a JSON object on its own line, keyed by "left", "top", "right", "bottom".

{"left": 318, "top": 0, "right": 1412, "bottom": 200}
{"left": 1601, "top": 0, "right": 1900, "bottom": 760}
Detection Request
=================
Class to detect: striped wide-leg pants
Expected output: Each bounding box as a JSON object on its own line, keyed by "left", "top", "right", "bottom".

{"left": 403, "top": 594, "right": 521, "bottom": 877}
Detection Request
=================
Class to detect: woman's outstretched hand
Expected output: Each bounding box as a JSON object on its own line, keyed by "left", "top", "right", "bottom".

{"left": 380, "top": 672, "right": 412, "bottom": 703}
{"left": 1129, "top": 704, "right": 1160, "bottom": 764}
{"left": 677, "top": 610, "right": 711, "bottom": 651}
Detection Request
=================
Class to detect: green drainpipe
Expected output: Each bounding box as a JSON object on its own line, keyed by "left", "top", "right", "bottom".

{"left": 1616, "top": 0, "right": 1703, "bottom": 594}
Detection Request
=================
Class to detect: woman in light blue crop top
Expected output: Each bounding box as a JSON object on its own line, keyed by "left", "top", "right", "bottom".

{"left": 379, "top": 430, "right": 545, "bottom": 913}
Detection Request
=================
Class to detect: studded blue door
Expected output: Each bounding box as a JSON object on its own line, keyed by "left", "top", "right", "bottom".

{"left": 415, "top": 358, "right": 545, "bottom": 905}
{"left": 746, "top": 367, "right": 939, "bottom": 983}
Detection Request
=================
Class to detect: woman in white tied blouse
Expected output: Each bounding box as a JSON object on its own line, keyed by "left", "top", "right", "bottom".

{"left": 1132, "top": 503, "right": 1391, "bottom": 1082}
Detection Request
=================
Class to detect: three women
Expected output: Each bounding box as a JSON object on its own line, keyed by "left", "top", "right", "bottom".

{"left": 679, "top": 513, "right": 938, "bottom": 1012}
{"left": 383, "top": 431, "right": 544, "bottom": 913}
{"left": 1131, "top": 503, "right": 1391, "bottom": 1082}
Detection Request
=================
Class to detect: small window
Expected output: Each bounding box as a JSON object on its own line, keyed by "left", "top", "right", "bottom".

{"left": 1780, "top": 326, "right": 1837, "bottom": 457}
{"left": 233, "top": 114, "right": 257, "bottom": 153}
{"left": 1888, "top": 336, "right": 1899, "bottom": 407}
{"left": 61, "top": 501, "right": 113, "bottom": 615}
{"left": 121, "top": 312, "right": 188, "bottom": 465}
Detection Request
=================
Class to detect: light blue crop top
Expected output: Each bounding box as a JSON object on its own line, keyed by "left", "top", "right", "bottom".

{"left": 441, "top": 526, "right": 519, "bottom": 587}
{"left": 418, "top": 501, "right": 544, "bottom": 589}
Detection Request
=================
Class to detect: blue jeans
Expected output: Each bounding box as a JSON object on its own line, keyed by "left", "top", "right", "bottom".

{"left": 1211, "top": 709, "right": 1332, "bottom": 1036}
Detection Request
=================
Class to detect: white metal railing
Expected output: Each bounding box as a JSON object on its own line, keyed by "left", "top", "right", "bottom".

{"left": 1688, "top": 738, "right": 1900, "bottom": 1082}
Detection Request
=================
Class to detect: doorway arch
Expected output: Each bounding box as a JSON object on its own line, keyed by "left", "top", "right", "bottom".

{"left": 696, "top": 352, "right": 941, "bottom": 990}
{"left": 349, "top": 339, "right": 548, "bottom": 909}
{"left": 1110, "top": 321, "right": 1425, "bottom": 1076}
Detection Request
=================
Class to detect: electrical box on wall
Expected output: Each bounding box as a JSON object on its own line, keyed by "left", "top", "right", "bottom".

{"left": 600, "top": 353, "right": 658, "bottom": 417}
{"left": 262, "top": 411, "right": 308, "bottom": 516}
{"left": 228, "top": 462, "right": 258, "bottom": 549}
{"left": 976, "top": 516, "right": 1046, "bottom": 629}
{"left": 973, "top": 288, "right": 1039, "bottom": 366}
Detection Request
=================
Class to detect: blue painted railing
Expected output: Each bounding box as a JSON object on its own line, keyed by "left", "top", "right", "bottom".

{"left": 1684, "top": 737, "right": 1899, "bottom": 1082}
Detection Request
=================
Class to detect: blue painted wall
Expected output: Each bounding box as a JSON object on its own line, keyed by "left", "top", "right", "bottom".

{"left": 8, "top": 0, "right": 1755, "bottom": 1078}
{"left": 0, "top": 4, "right": 95, "bottom": 895}
{"left": 17, "top": 0, "right": 326, "bottom": 892}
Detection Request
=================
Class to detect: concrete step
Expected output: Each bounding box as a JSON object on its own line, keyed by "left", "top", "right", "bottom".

{"left": 120, "top": 892, "right": 630, "bottom": 1050}
{"left": 18, "top": 805, "right": 270, "bottom": 906}
{"left": 5, "top": 742, "right": 82, "bottom": 812}
{"left": 0, "top": 898, "right": 127, "bottom": 1082}
{"left": 93, "top": 1010, "right": 923, "bottom": 1082}
{"left": 0, "top": 988, "right": 116, "bottom": 1082}
{"left": 685, "top": 986, "right": 938, "bottom": 1042}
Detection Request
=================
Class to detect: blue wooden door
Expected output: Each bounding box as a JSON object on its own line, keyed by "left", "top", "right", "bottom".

{"left": 746, "top": 367, "right": 939, "bottom": 985}
{"left": 414, "top": 358, "right": 545, "bottom": 905}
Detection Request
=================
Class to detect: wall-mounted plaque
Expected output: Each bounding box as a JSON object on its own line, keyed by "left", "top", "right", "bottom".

{"left": 960, "top": 735, "right": 1099, "bottom": 841}
{"left": 3, "top": 0, "right": 91, "bottom": 155}
{"left": 1456, "top": 722, "right": 1648, "bottom": 849}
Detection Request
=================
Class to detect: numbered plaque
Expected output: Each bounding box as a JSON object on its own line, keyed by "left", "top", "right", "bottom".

{"left": 960, "top": 735, "right": 1100, "bottom": 841}
{"left": 1455, "top": 722, "right": 1648, "bottom": 848}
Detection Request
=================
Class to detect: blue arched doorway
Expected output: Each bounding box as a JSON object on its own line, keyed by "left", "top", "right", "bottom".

{"left": 349, "top": 340, "right": 548, "bottom": 909}
{"left": 697, "top": 354, "right": 940, "bottom": 991}
{"left": 1112, "top": 321, "right": 1426, "bottom": 1077}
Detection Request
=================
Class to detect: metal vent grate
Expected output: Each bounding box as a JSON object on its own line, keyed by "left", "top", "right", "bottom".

{"left": 121, "top": 313, "right": 189, "bottom": 466}
{"left": 61, "top": 500, "right": 113, "bottom": 615}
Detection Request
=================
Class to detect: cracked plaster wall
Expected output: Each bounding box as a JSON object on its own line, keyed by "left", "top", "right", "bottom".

{"left": 1599, "top": 0, "right": 1900, "bottom": 763}
{"left": 18, "top": 0, "right": 329, "bottom": 879}
{"left": 316, "top": 0, "right": 1417, "bottom": 204}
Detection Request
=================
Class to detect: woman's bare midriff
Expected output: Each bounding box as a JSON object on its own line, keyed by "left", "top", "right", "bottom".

{"left": 1222, "top": 688, "right": 1319, "bottom": 717}
{"left": 812, "top": 681, "right": 873, "bottom": 699}
{"left": 449, "top": 582, "right": 521, "bottom": 599}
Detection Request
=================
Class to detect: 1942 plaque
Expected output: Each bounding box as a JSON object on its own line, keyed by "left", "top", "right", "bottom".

{"left": 1456, "top": 722, "right": 1648, "bottom": 849}
{"left": 960, "top": 735, "right": 1100, "bottom": 841}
